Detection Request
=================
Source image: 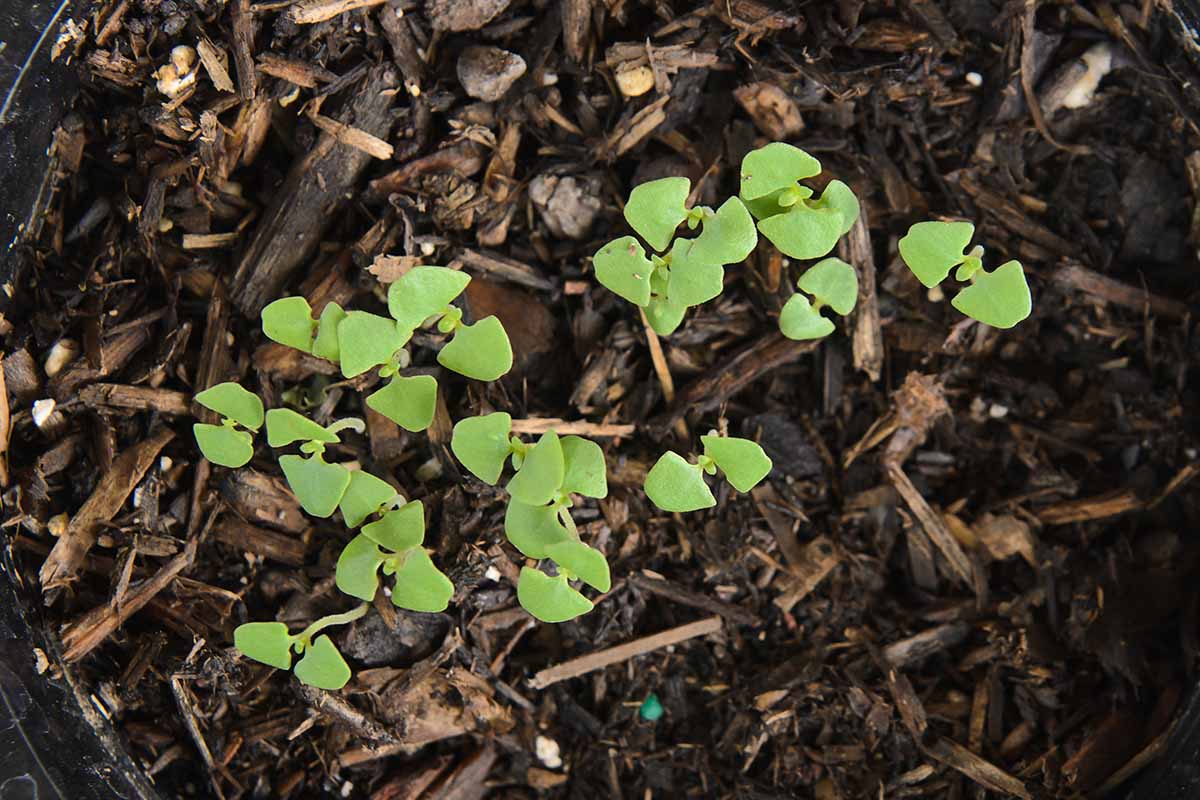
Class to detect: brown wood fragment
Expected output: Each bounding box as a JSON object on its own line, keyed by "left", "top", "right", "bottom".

{"left": 1052, "top": 263, "right": 1189, "bottom": 319}
{"left": 562, "top": 0, "right": 590, "bottom": 62}
{"left": 231, "top": 0, "right": 257, "bottom": 100}
{"left": 973, "top": 513, "right": 1038, "bottom": 565}
{"left": 1037, "top": 488, "right": 1142, "bottom": 525}
{"left": 601, "top": 96, "right": 668, "bottom": 160}
{"left": 842, "top": 211, "right": 883, "bottom": 381}
{"left": 80, "top": 384, "right": 191, "bottom": 417}
{"left": 220, "top": 471, "right": 308, "bottom": 533}
{"left": 365, "top": 141, "right": 484, "bottom": 203}
{"left": 751, "top": 485, "right": 805, "bottom": 570}
{"left": 883, "top": 623, "right": 969, "bottom": 668}
{"left": 256, "top": 54, "right": 337, "bottom": 88}
{"left": 308, "top": 112, "right": 394, "bottom": 160}
{"left": 290, "top": 0, "right": 386, "bottom": 24}
{"left": 49, "top": 323, "right": 152, "bottom": 401}
{"left": 454, "top": 248, "right": 553, "bottom": 291}
{"left": 214, "top": 518, "right": 308, "bottom": 566}
{"left": 773, "top": 536, "right": 840, "bottom": 612}
{"left": 509, "top": 418, "right": 635, "bottom": 437}
{"left": 196, "top": 38, "right": 234, "bottom": 93}
{"left": 0, "top": 353, "right": 9, "bottom": 487}
{"left": 629, "top": 573, "right": 759, "bottom": 626}
{"left": 733, "top": 82, "right": 803, "bottom": 139}
{"left": 298, "top": 684, "right": 397, "bottom": 743}
{"left": 182, "top": 232, "right": 239, "bottom": 249}
{"left": 378, "top": 0, "right": 425, "bottom": 82}
{"left": 924, "top": 737, "right": 1031, "bottom": 799}
{"left": 887, "top": 668, "right": 928, "bottom": 739}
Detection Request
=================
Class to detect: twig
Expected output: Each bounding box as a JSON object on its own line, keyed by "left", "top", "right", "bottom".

{"left": 509, "top": 418, "right": 635, "bottom": 437}
{"left": 639, "top": 308, "right": 675, "bottom": 404}
{"left": 842, "top": 210, "right": 882, "bottom": 381}
{"left": 297, "top": 684, "right": 398, "bottom": 743}
{"left": 628, "top": 573, "right": 759, "bottom": 626}
{"left": 290, "top": 0, "right": 386, "bottom": 24}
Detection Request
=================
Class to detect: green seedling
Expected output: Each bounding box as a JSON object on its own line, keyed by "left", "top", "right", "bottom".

{"left": 233, "top": 603, "right": 367, "bottom": 690}
{"left": 193, "top": 382, "right": 264, "bottom": 468}
{"left": 645, "top": 434, "right": 772, "bottom": 512}
{"left": 739, "top": 142, "right": 860, "bottom": 260}
{"left": 779, "top": 257, "right": 859, "bottom": 340}
{"left": 265, "top": 408, "right": 364, "bottom": 518}
{"left": 898, "top": 221, "right": 1032, "bottom": 329}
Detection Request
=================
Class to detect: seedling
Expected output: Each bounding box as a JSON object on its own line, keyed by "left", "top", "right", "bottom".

{"left": 778, "top": 257, "right": 859, "bottom": 340}
{"left": 898, "top": 221, "right": 1032, "bottom": 329}
{"left": 645, "top": 434, "right": 772, "bottom": 513}
{"left": 265, "top": 407, "right": 364, "bottom": 518}
{"left": 192, "top": 382, "right": 264, "bottom": 468}
{"left": 233, "top": 603, "right": 367, "bottom": 690}
{"left": 451, "top": 414, "right": 610, "bottom": 622}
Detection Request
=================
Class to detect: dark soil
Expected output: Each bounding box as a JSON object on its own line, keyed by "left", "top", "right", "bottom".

{"left": 6, "top": 0, "right": 1200, "bottom": 798}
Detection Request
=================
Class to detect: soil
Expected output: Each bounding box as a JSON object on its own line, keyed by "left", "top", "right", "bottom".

{"left": 5, "top": 0, "right": 1200, "bottom": 798}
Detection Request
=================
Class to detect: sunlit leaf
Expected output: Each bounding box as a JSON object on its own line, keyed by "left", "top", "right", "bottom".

{"left": 387, "top": 266, "right": 471, "bottom": 332}
{"left": 234, "top": 622, "right": 294, "bottom": 670}
{"left": 688, "top": 197, "right": 757, "bottom": 266}
{"left": 644, "top": 451, "right": 714, "bottom": 512}
{"left": 362, "top": 501, "right": 425, "bottom": 552}
{"left": 265, "top": 408, "right": 338, "bottom": 447}
{"left": 739, "top": 142, "right": 821, "bottom": 200}
{"left": 193, "top": 423, "right": 254, "bottom": 468}
{"left": 438, "top": 316, "right": 512, "bottom": 381}
{"left": 312, "top": 302, "right": 347, "bottom": 362}
{"left": 279, "top": 453, "right": 351, "bottom": 518}
{"left": 701, "top": 435, "right": 772, "bottom": 493}
{"left": 335, "top": 534, "right": 386, "bottom": 601}
{"left": 898, "top": 221, "right": 975, "bottom": 288}
{"left": 778, "top": 294, "right": 835, "bottom": 340}
{"left": 261, "top": 297, "right": 316, "bottom": 353}
{"left": 666, "top": 239, "right": 724, "bottom": 309}
{"left": 293, "top": 635, "right": 351, "bottom": 690}
{"left": 545, "top": 539, "right": 611, "bottom": 592}
{"left": 593, "top": 236, "right": 654, "bottom": 307}
{"left": 195, "top": 382, "right": 264, "bottom": 430}
{"left": 390, "top": 548, "right": 454, "bottom": 613}
{"left": 624, "top": 176, "right": 690, "bottom": 252}
{"left": 451, "top": 412, "right": 513, "bottom": 484}
{"left": 757, "top": 206, "right": 844, "bottom": 260}
{"left": 366, "top": 374, "right": 437, "bottom": 432}
{"left": 338, "top": 311, "right": 407, "bottom": 378}
{"left": 797, "top": 257, "right": 858, "bottom": 316}
{"left": 951, "top": 260, "right": 1031, "bottom": 329}
{"left": 812, "top": 180, "right": 860, "bottom": 237}
{"left": 517, "top": 567, "right": 593, "bottom": 623}
{"left": 560, "top": 436, "right": 608, "bottom": 499}
{"left": 504, "top": 499, "right": 570, "bottom": 559}
{"left": 506, "top": 431, "right": 564, "bottom": 506}
{"left": 644, "top": 295, "right": 686, "bottom": 336}
{"left": 339, "top": 470, "right": 396, "bottom": 528}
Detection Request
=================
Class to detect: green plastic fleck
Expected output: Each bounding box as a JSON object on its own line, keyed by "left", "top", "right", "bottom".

{"left": 339, "top": 470, "right": 396, "bottom": 528}
{"left": 797, "top": 258, "right": 858, "bottom": 316}
{"left": 757, "top": 205, "right": 844, "bottom": 260}
{"left": 594, "top": 236, "right": 654, "bottom": 307}
{"left": 390, "top": 548, "right": 454, "bottom": 612}
{"left": 195, "top": 382, "right": 264, "bottom": 430}
{"left": 261, "top": 297, "right": 316, "bottom": 353}
{"left": 639, "top": 693, "right": 664, "bottom": 722}
{"left": 437, "top": 316, "right": 513, "bottom": 381}
{"left": 366, "top": 374, "right": 437, "bottom": 432}
{"left": 337, "top": 310, "right": 407, "bottom": 378}
{"left": 279, "top": 454, "right": 351, "bottom": 518}
{"left": 265, "top": 408, "right": 339, "bottom": 447}
{"left": 504, "top": 500, "right": 570, "bottom": 559}
{"left": 312, "top": 302, "right": 347, "bottom": 362}
{"left": 362, "top": 501, "right": 425, "bottom": 552}
{"left": 898, "top": 221, "right": 975, "bottom": 288}
{"left": 666, "top": 238, "right": 724, "bottom": 309}
{"left": 335, "top": 534, "right": 386, "bottom": 601}
{"left": 951, "top": 260, "right": 1031, "bottom": 329}
{"left": 644, "top": 451, "right": 715, "bottom": 512}
{"left": 451, "top": 412, "right": 513, "bottom": 484}
{"left": 644, "top": 295, "right": 686, "bottom": 336}
{"left": 506, "top": 431, "right": 565, "bottom": 507}
{"left": 701, "top": 435, "right": 772, "bottom": 493}
{"left": 812, "top": 180, "right": 861, "bottom": 237}
{"left": 739, "top": 143, "right": 821, "bottom": 200}
{"left": 387, "top": 266, "right": 471, "bottom": 332}
{"left": 293, "top": 635, "right": 351, "bottom": 690}
{"left": 545, "top": 539, "right": 611, "bottom": 593}
{"left": 624, "top": 177, "right": 690, "bottom": 252}
{"left": 193, "top": 423, "right": 254, "bottom": 468}
{"left": 234, "top": 622, "right": 294, "bottom": 670}
{"left": 517, "top": 567, "right": 593, "bottom": 623}
{"left": 688, "top": 197, "right": 758, "bottom": 266}
{"left": 778, "top": 294, "right": 835, "bottom": 341}
{"left": 560, "top": 436, "right": 608, "bottom": 499}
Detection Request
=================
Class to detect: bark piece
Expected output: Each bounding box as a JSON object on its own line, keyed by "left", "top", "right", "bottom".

{"left": 425, "top": 0, "right": 512, "bottom": 31}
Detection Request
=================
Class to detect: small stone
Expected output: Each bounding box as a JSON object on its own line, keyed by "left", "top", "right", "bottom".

{"left": 528, "top": 173, "right": 603, "bottom": 240}
{"left": 965, "top": 71, "right": 983, "bottom": 87}
{"left": 43, "top": 338, "right": 79, "bottom": 377}
{"left": 615, "top": 65, "right": 655, "bottom": 98}
{"left": 457, "top": 46, "right": 526, "bottom": 102}
{"left": 535, "top": 735, "right": 562, "bottom": 769}
{"left": 426, "top": 0, "right": 512, "bottom": 31}
{"left": 32, "top": 398, "right": 57, "bottom": 429}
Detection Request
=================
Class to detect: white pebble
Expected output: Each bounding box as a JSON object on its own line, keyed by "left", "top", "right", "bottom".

{"left": 989, "top": 403, "right": 1009, "bottom": 419}
{"left": 44, "top": 338, "right": 79, "bottom": 377}
{"left": 965, "top": 71, "right": 983, "bottom": 87}
{"left": 484, "top": 565, "right": 502, "bottom": 582}
{"left": 535, "top": 735, "right": 562, "bottom": 769}
{"left": 32, "top": 398, "right": 57, "bottom": 429}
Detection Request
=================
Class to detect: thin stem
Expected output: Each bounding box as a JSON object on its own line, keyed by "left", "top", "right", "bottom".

{"left": 557, "top": 504, "right": 579, "bottom": 540}
{"left": 326, "top": 417, "right": 366, "bottom": 436}
{"left": 296, "top": 603, "right": 369, "bottom": 644}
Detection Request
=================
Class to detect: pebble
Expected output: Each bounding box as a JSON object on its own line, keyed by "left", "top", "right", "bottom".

{"left": 426, "top": 0, "right": 512, "bottom": 32}
{"left": 535, "top": 735, "right": 562, "bottom": 769}
{"left": 528, "top": 173, "right": 603, "bottom": 240}
{"left": 457, "top": 46, "right": 526, "bottom": 102}
{"left": 43, "top": 338, "right": 79, "bottom": 377}
{"left": 616, "top": 65, "right": 655, "bottom": 97}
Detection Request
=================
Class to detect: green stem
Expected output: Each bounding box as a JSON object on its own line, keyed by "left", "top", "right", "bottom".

{"left": 326, "top": 417, "right": 365, "bottom": 436}
{"left": 295, "top": 603, "right": 369, "bottom": 646}
{"left": 557, "top": 503, "right": 580, "bottom": 541}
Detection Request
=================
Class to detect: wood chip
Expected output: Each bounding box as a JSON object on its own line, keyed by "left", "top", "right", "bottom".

{"left": 773, "top": 536, "right": 840, "bottom": 612}
{"left": 882, "top": 622, "right": 970, "bottom": 668}
{"left": 509, "top": 418, "right": 635, "bottom": 437}
{"left": 629, "top": 573, "right": 759, "bottom": 626}
{"left": 80, "top": 384, "right": 191, "bottom": 416}
{"left": 182, "top": 232, "right": 239, "bottom": 249}
{"left": 1037, "top": 488, "right": 1142, "bottom": 525}
{"left": 308, "top": 112, "right": 394, "bottom": 160}
{"left": 290, "top": 0, "right": 386, "bottom": 24}
{"left": 1052, "top": 262, "right": 1189, "bottom": 319}
{"left": 924, "top": 737, "right": 1031, "bottom": 799}
{"left": 196, "top": 38, "right": 234, "bottom": 93}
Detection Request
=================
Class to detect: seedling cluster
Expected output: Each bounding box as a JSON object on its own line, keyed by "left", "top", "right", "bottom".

{"left": 645, "top": 434, "right": 773, "bottom": 512}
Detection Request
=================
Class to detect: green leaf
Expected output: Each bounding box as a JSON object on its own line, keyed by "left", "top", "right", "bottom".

{"left": 757, "top": 206, "right": 844, "bottom": 260}
{"left": 366, "top": 374, "right": 437, "bottom": 432}
{"left": 312, "top": 302, "right": 347, "bottom": 362}
{"left": 335, "top": 534, "right": 386, "bottom": 601}
{"left": 438, "top": 316, "right": 513, "bottom": 381}
{"left": 743, "top": 186, "right": 812, "bottom": 222}
{"left": 338, "top": 311, "right": 407, "bottom": 379}
{"left": 506, "top": 431, "right": 564, "bottom": 506}
{"left": 666, "top": 238, "right": 724, "bottom": 308}
{"left": 451, "top": 412, "right": 513, "bottom": 484}
{"left": 339, "top": 470, "right": 397, "bottom": 528}
{"left": 195, "top": 382, "right": 264, "bottom": 430}
{"left": 560, "top": 436, "right": 608, "bottom": 499}
{"left": 594, "top": 236, "right": 654, "bottom": 306}
{"left": 194, "top": 423, "right": 254, "bottom": 468}
{"left": 234, "top": 622, "right": 294, "bottom": 670}
{"left": 293, "top": 635, "right": 351, "bottom": 690}
{"left": 778, "top": 294, "right": 835, "bottom": 340}
{"left": 645, "top": 295, "right": 686, "bottom": 336}
{"left": 644, "top": 452, "right": 714, "bottom": 512}
{"left": 279, "top": 453, "right": 351, "bottom": 518}
{"left": 504, "top": 499, "right": 570, "bottom": 559}
{"left": 517, "top": 567, "right": 593, "bottom": 623}
{"left": 387, "top": 266, "right": 471, "bottom": 332}
{"left": 898, "top": 221, "right": 975, "bottom": 288}
{"left": 813, "top": 180, "right": 860, "bottom": 237}
{"left": 624, "top": 176, "right": 690, "bottom": 252}
{"left": 797, "top": 257, "right": 858, "bottom": 316}
{"left": 265, "top": 408, "right": 339, "bottom": 447}
{"left": 701, "top": 435, "right": 772, "bottom": 493}
{"left": 951, "top": 260, "right": 1031, "bottom": 329}
{"left": 688, "top": 197, "right": 758, "bottom": 266}
{"left": 545, "top": 539, "right": 611, "bottom": 592}
{"left": 362, "top": 501, "right": 425, "bottom": 552}
{"left": 261, "top": 297, "right": 316, "bottom": 353}
{"left": 739, "top": 142, "right": 821, "bottom": 200}
{"left": 390, "top": 548, "right": 454, "bottom": 612}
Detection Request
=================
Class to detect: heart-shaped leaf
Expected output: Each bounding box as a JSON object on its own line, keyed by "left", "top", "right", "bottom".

{"left": 898, "top": 221, "right": 975, "bottom": 288}
{"left": 261, "top": 296, "right": 316, "bottom": 353}
{"left": 451, "top": 412, "right": 513, "bottom": 484}
{"left": 366, "top": 374, "right": 437, "bottom": 432}
{"left": 688, "top": 197, "right": 757, "bottom": 266}
{"left": 507, "top": 431, "right": 564, "bottom": 506}
{"left": 234, "top": 622, "right": 294, "bottom": 670}
{"left": 812, "top": 180, "right": 860, "bottom": 237}
{"left": 279, "top": 454, "right": 351, "bottom": 518}
{"left": 335, "top": 534, "right": 386, "bottom": 601}
{"left": 387, "top": 266, "right": 471, "bottom": 332}
{"left": 951, "top": 260, "right": 1031, "bottom": 329}
{"left": 624, "top": 176, "right": 690, "bottom": 252}
{"left": 797, "top": 257, "right": 858, "bottom": 316}
{"left": 438, "top": 316, "right": 513, "bottom": 381}
{"left": 666, "top": 239, "right": 724, "bottom": 308}
{"left": 504, "top": 499, "right": 571, "bottom": 559}
{"left": 517, "top": 567, "right": 593, "bottom": 623}
{"left": 293, "top": 635, "right": 351, "bottom": 690}
{"left": 312, "top": 302, "right": 347, "bottom": 362}
{"left": 545, "top": 539, "right": 610, "bottom": 592}
{"left": 194, "top": 423, "right": 254, "bottom": 468}
{"left": 644, "top": 451, "right": 715, "bottom": 512}
{"left": 594, "top": 236, "right": 654, "bottom": 306}
{"left": 363, "top": 501, "right": 425, "bottom": 552}
{"left": 757, "top": 205, "right": 845, "bottom": 260}
{"left": 701, "top": 435, "right": 773, "bottom": 493}
{"left": 778, "top": 294, "right": 835, "bottom": 340}
{"left": 339, "top": 470, "right": 397, "bottom": 528}
{"left": 195, "top": 383, "right": 264, "bottom": 430}
{"left": 338, "top": 311, "right": 407, "bottom": 378}
{"left": 265, "top": 408, "right": 339, "bottom": 447}
{"left": 740, "top": 142, "right": 822, "bottom": 200}
{"left": 390, "top": 548, "right": 454, "bottom": 613}
{"left": 560, "top": 436, "right": 607, "bottom": 499}
{"left": 644, "top": 295, "right": 686, "bottom": 336}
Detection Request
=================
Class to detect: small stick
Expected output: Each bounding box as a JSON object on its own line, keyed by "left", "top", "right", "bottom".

{"left": 638, "top": 308, "right": 674, "bottom": 403}
{"left": 509, "top": 418, "right": 635, "bottom": 437}
{"left": 290, "top": 0, "right": 386, "bottom": 24}
{"left": 628, "top": 573, "right": 758, "bottom": 626}
{"left": 529, "top": 616, "right": 722, "bottom": 689}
